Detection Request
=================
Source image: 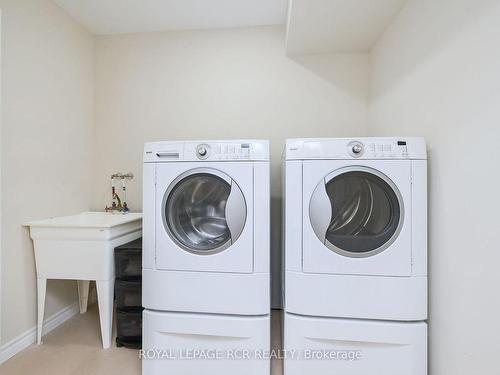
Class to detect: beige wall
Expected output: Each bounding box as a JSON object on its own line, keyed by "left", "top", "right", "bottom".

{"left": 0, "top": 1, "right": 497, "bottom": 372}
{"left": 0, "top": 0, "right": 94, "bottom": 345}
{"left": 93, "top": 26, "right": 368, "bottom": 307}
{"left": 93, "top": 26, "right": 368, "bottom": 210}
{"left": 0, "top": 13, "right": 367, "bottom": 346}
{"left": 369, "top": 0, "right": 500, "bottom": 373}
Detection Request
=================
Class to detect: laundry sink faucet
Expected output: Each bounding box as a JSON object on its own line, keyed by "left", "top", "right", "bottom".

{"left": 105, "top": 173, "right": 133, "bottom": 213}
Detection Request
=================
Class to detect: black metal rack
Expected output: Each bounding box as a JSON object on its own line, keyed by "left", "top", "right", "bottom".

{"left": 114, "top": 238, "right": 143, "bottom": 349}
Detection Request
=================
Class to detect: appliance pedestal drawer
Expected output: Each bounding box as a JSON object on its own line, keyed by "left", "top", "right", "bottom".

{"left": 143, "top": 310, "right": 270, "bottom": 375}
{"left": 284, "top": 312, "right": 427, "bottom": 375}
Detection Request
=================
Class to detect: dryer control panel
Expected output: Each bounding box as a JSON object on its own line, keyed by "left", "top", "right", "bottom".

{"left": 348, "top": 140, "right": 409, "bottom": 159}
{"left": 285, "top": 137, "right": 426, "bottom": 160}
{"left": 144, "top": 140, "right": 269, "bottom": 162}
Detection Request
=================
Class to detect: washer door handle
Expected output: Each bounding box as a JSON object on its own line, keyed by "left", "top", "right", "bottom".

{"left": 225, "top": 181, "right": 247, "bottom": 245}
{"left": 309, "top": 179, "right": 332, "bottom": 243}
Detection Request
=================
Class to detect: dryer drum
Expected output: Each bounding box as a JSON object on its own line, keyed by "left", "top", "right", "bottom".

{"left": 324, "top": 170, "right": 401, "bottom": 256}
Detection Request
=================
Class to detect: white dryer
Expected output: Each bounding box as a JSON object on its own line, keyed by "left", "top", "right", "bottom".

{"left": 284, "top": 137, "right": 427, "bottom": 321}
{"left": 283, "top": 138, "right": 427, "bottom": 375}
{"left": 143, "top": 140, "right": 270, "bottom": 375}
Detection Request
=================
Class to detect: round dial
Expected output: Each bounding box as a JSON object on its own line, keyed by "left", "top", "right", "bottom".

{"left": 348, "top": 141, "right": 364, "bottom": 157}
{"left": 196, "top": 144, "right": 210, "bottom": 159}
{"left": 352, "top": 144, "right": 363, "bottom": 154}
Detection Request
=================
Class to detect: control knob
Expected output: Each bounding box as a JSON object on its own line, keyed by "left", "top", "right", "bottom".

{"left": 352, "top": 144, "right": 363, "bottom": 154}
{"left": 196, "top": 144, "right": 210, "bottom": 159}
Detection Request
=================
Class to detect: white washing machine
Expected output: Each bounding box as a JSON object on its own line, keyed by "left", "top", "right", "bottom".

{"left": 143, "top": 140, "right": 270, "bottom": 375}
{"left": 283, "top": 137, "right": 427, "bottom": 375}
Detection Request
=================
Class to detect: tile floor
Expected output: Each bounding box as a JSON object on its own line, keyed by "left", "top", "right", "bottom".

{"left": 0, "top": 305, "right": 283, "bottom": 375}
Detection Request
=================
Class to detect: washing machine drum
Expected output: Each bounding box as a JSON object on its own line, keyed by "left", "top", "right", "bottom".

{"left": 163, "top": 171, "right": 246, "bottom": 255}
{"left": 310, "top": 168, "right": 404, "bottom": 258}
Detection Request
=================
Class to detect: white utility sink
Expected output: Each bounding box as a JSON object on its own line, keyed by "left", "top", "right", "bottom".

{"left": 27, "top": 211, "right": 143, "bottom": 228}
{"left": 25, "top": 211, "right": 143, "bottom": 349}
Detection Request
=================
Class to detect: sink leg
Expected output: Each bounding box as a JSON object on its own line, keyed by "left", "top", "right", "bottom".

{"left": 77, "top": 280, "right": 90, "bottom": 314}
{"left": 37, "top": 278, "right": 47, "bottom": 345}
{"left": 96, "top": 279, "right": 114, "bottom": 349}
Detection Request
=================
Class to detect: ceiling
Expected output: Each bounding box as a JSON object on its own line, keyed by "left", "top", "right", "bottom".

{"left": 286, "top": 0, "right": 408, "bottom": 54}
{"left": 53, "top": 0, "right": 288, "bottom": 35}
{"left": 54, "top": 0, "right": 406, "bottom": 54}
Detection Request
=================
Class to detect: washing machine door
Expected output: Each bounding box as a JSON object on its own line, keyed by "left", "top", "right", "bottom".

{"left": 162, "top": 168, "right": 246, "bottom": 255}
{"left": 155, "top": 162, "right": 254, "bottom": 273}
{"left": 310, "top": 166, "right": 404, "bottom": 258}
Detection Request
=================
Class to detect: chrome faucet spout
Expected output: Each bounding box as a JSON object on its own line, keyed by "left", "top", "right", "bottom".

{"left": 113, "top": 191, "right": 123, "bottom": 209}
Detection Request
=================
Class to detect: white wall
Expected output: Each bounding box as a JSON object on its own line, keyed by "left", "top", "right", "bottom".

{"left": 369, "top": 0, "right": 500, "bottom": 373}
{"left": 0, "top": 2, "right": 497, "bottom": 371}
{"left": 0, "top": 0, "right": 94, "bottom": 345}
{"left": 93, "top": 26, "right": 368, "bottom": 209}
{"left": 93, "top": 26, "right": 369, "bottom": 307}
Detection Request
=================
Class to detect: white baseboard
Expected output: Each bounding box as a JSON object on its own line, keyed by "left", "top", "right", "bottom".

{"left": 0, "top": 302, "right": 79, "bottom": 365}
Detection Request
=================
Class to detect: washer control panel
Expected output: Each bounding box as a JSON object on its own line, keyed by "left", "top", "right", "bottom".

{"left": 208, "top": 142, "right": 252, "bottom": 160}
{"left": 144, "top": 140, "right": 269, "bottom": 162}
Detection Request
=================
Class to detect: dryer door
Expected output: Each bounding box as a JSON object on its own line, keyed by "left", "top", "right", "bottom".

{"left": 303, "top": 160, "right": 412, "bottom": 276}
{"left": 310, "top": 166, "right": 403, "bottom": 258}
{"left": 155, "top": 162, "right": 254, "bottom": 273}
